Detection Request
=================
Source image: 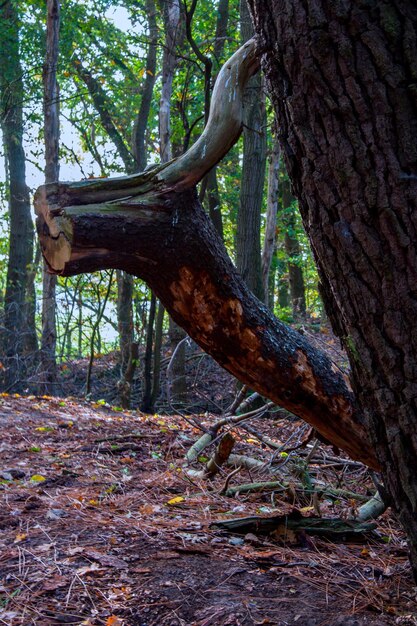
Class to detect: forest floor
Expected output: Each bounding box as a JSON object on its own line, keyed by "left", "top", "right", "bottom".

{"left": 0, "top": 394, "right": 416, "bottom": 626}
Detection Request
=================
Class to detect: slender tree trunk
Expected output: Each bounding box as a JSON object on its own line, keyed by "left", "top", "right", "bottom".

{"left": 73, "top": 55, "right": 135, "bottom": 172}
{"left": 159, "top": 0, "right": 180, "bottom": 163}
{"left": 285, "top": 218, "right": 306, "bottom": 319}
{"left": 281, "top": 180, "right": 306, "bottom": 319}
{"left": 40, "top": 0, "right": 60, "bottom": 395}
{"left": 116, "top": 270, "right": 135, "bottom": 408}
{"left": 24, "top": 243, "right": 41, "bottom": 357}
{"left": 167, "top": 317, "right": 187, "bottom": 409}
{"left": 151, "top": 301, "right": 165, "bottom": 408}
{"left": 277, "top": 258, "right": 290, "bottom": 310}
{"left": 200, "top": 0, "right": 229, "bottom": 239}
{"left": 0, "top": 1, "right": 34, "bottom": 390}
{"left": 262, "top": 128, "right": 280, "bottom": 308}
{"left": 132, "top": 0, "right": 158, "bottom": 171}
{"left": 116, "top": 270, "right": 133, "bottom": 374}
{"left": 160, "top": 0, "right": 187, "bottom": 407}
{"left": 141, "top": 293, "right": 156, "bottom": 412}
{"left": 249, "top": 0, "right": 417, "bottom": 579}
{"left": 236, "top": 0, "right": 266, "bottom": 301}
{"left": 203, "top": 166, "right": 224, "bottom": 239}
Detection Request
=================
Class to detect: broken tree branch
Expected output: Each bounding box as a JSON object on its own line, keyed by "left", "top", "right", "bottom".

{"left": 35, "top": 39, "right": 380, "bottom": 471}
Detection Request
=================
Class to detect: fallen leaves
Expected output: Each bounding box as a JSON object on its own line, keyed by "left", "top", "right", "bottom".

{"left": 105, "top": 616, "right": 123, "bottom": 626}
{"left": 0, "top": 393, "right": 412, "bottom": 626}
{"left": 30, "top": 474, "right": 46, "bottom": 483}
{"left": 166, "top": 496, "right": 185, "bottom": 505}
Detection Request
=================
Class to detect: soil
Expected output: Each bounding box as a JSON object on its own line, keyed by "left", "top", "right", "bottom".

{"left": 0, "top": 394, "right": 416, "bottom": 626}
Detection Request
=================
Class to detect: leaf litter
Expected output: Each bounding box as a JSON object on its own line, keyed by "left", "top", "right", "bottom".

{"left": 0, "top": 394, "right": 415, "bottom": 626}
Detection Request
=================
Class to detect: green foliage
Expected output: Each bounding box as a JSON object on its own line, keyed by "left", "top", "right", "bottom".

{"left": 0, "top": 0, "right": 322, "bottom": 386}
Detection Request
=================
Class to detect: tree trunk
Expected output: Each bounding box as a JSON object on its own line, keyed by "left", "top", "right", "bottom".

{"left": 132, "top": 0, "right": 157, "bottom": 172}
{"left": 40, "top": 0, "right": 60, "bottom": 395}
{"left": 262, "top": 128, "right": 280, "bottom": 308}
{"left": 73, "top": 55, "right": 135, "bottom": 173}
{"left": 141, "top": 292, "right": 156, "bottom": 412}
{"left": 151, "top": 301, "right": 165, "bottom": 408}
{"left": 282, "top": 180, "right": 306, "bottom": 319}
{"left": 236, "top": 0, "right": 267, "bottom": 301}
{"left": 167, "top": 317, "right": 187, "bottom": 409}
{"left": 204, "top": 166, "right": 224, "bottom": 239}
{"left": 159, "top": 0, "right": 188, "bottom": 407}
{"left": 0, "top": 0, "right": 35, "bottom": 391}
{"left": 159, "top": 0, "right": 181, "bottom": 163}
{"left": 35, "top": 37, "right": 378, "bottom": 470}
{"left": 249, "top": 0, "right": 417, "bottom": 578}
{"left": 116, "top": 270, "right": 135, "bottom": 408}
{"left": 24, "top": 243, "right": 41, "bottom": 357}
{"left": 200, "top": 0, "right": 229, "bottom": 240}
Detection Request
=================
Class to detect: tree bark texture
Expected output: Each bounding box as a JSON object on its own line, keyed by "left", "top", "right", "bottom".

{"left": 248, "top": 0, "right": 417, "bottom": 577}
{"left": 0, "top": 0, "right": 35, "bottom": 390}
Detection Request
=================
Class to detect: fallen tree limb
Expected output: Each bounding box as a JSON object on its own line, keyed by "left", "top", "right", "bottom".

{"left": 211, "top": 513, "right": 377, "bottom": 540}
{"left": 185, "top": 402, "right": 278, "bottom": 467}
{"left": 223, "top": 479, "right": 370, "bottom": 501}
{"left": 35, "top": 39, "right": 379, "bottom": 471}
{"left": 355, "top": 492, "right": 387, "bottom": 522}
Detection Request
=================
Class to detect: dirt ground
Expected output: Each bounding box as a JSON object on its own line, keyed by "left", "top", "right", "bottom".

{"left": 0, "top": 395, "right": 416, "bottom": 626}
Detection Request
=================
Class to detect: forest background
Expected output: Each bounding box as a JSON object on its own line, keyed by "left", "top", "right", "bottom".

{"left": 0, "top": 0, "right": 321, "bottom": 411}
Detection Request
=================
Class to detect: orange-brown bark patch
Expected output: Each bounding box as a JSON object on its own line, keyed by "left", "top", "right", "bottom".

{"left": 293, "top": 349, "right": 322, "bottom": 398}
{"left": 170, "top": 267, "right": 263, "bottom": 365}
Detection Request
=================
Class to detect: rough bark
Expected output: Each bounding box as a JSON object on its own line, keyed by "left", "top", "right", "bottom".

{"left": 248, "top": 0, "right": 417, "bottom": 578}
{"left": 40, "top": 0, "right": 60, "bottom": 395}
{"left": 0, "top": 0, "right": 35, "bottom": 390}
